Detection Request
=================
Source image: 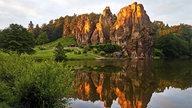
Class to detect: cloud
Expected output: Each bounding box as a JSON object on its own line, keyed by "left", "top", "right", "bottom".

{"left": 0, "top": 0, "right": 192, "bottom": 29}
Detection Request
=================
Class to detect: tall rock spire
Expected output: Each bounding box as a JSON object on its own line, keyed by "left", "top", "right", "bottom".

{"left": 91, "top": 6, "right": 116, "bottom": 44}
{"left": 111, "top": 2, "right": 155, "bottom": 59}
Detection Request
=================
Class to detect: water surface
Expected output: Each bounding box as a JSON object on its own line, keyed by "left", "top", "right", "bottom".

{"left": 66, "top": 60, "right": 192, "bottom": 108}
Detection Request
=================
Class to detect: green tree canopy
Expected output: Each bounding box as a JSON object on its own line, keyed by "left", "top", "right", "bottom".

{"left": 0, "top": 24, "right": 35, "bottom": 54}
{"left": 155, "top": 34, "right": 189, "bottom": 58}
{"left": 36, "top": 31, "right": 49, "bottom": 45}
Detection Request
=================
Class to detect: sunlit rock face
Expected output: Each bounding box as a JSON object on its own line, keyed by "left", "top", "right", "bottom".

{"left": 62, "top": 2, "right": 155, "bottom": 59}
{"left": 75, "top": 15, "right": 94, "bottom": 45}
{"left": 91, "top": 6, "right": 116, "bottom": 44}
{"left": 111, "top": 2, "right": 155, "bottom": 59}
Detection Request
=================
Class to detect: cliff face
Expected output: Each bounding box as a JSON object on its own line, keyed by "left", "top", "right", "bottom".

{"left": 111, "top": 2, "right": 155, "bottom": 58}
{"left": 75, "top": 15, "right": 93, "bottom": 44}
{"left": 62, "top": 14, "right": 100, "bottom": 45}
{"left": 91, "top": 6, "right": 116, "bottom": 44}
{"left": 62, "top": 2, "right": 155, "bottom": 59}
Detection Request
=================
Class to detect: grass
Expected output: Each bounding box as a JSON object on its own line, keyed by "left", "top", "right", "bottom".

{"left": 0, "top": 36, "right": 105, "bottom": 60}
{"left": 22, "top": 46, "right": 100, "bottom": 60}
{"left": 44, "top": 36, "right": 76, "bottom": 48}
{"left": 25, "top": 36, "right": 99, "bottom": 60}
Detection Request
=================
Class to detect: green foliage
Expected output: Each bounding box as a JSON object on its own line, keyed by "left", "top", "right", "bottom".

{"left": 82, "top": 49, "right": 87, "bottom": 54}
{"left": 155, "top": 34, "right": 189, "bottom": 58}
{"left": 82, "top": 46, "right": 89, "bottom": 54}
{"left": 38, "top": 46, "right": 48, "bottom": 50}
{"left": 74, "top": 50, "right": 81, "bottom": 55}
{"left": 54, "top": 42, "right": 67, "bottom": 62}
{"left": 0, "top": 55, "right": 74, "bottom": 107}
{"left": 36, "top": 31, "right": 49, "bottom": 45}
{"left": 92, "top": 48, "right": 98, "bottom": 54}
{"left": 99, "top": 51, "right": 106, "bottom": 56}
{"left": 44, "top": 36, "right": 76, "bottom": 48}
{"left": 153, "top": 48, "right": 164, "bottom": 58}
{"left": 89, "top": 44, "right": 122, "bottom": 53}
{"left": 153, "top": 22, "right": 192, "bottom": 58}
{"left": 0, "top": 24, "right": 35, "bottom": 54}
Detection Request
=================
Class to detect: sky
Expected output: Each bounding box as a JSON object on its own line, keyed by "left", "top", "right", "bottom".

{"left": 0, "top": 0, "right": 192, "bottom": 29}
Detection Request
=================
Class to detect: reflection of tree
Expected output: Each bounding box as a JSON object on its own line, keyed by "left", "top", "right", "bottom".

{"left": 155, "top": 60, "right": 192, "bottom": 92}
{"left": 73, "top": 60, "right": 158, "bottom": 108}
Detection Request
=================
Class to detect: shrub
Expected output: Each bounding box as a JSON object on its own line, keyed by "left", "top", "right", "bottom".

{"left": 74, "top": 50, "right": 81, "bottom": 55}
{"left": 64, "top": 48, "right": 73, "bottom": 53}
{"left": 0, "top": 55, "right": 74, "bottom": 107}
{"left": 38, "top": 46, "right": 47, "bottom": 50}
{"left": 93, "top": 48, "right": 98, "bottom": 54}
{"left": 83, "top": 46, "right": 91, "bottom": 51}
{"left": 89, "top": 44, "right": 122, "bottom": 53}
{"left": 99, "top": 51, "right": 106, "bottom": 56}
{"left": 82, "top": 49, "right": 87, "bottom": 54}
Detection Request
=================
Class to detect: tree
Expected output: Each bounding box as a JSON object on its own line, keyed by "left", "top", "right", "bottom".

{"left": 35, "top": 31, "right": 49, "bottom": 45}
{"left": 54, "top": 42, "right": 67, "bottom": 62}
{"left": 28, "top": 21, "right": 34, "bottom": 33}
{"left": 155, "top": 34, "right": 189, "bottom": 58}
{"left": 0, "top": 24, "right": 35, "bottom": 54}
{"left": 33, "top": 24, "right": 41, "bottom": 38}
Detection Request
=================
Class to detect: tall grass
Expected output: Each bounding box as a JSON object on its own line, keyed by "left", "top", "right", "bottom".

{"left": 0, "top": 54, "right": 74, "bottom": 108}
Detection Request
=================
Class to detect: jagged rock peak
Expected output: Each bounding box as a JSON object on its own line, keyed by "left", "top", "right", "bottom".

{"left": 111, "top": 2, "right": 155, "bottom": 59}
{"left": 103, "top": 6, "right": 112, "bottom": 16}
{"left": 91, "top": 6, "right": 115, "bottom": 44}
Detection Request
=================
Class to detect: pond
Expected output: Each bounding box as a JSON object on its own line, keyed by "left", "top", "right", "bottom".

{"left": 65, "top": 59, "right": 192, "bottom": 108}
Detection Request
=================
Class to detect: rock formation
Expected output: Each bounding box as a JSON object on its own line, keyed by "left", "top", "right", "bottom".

{"left": 62, "top": 14, "right": 100, "bottom": 45}
{"left": 61, "top": 2, "right": 155, "bottom": 59}
{"left": 75, "top": 15, "right": 93, "bottom": 44}
{"left": 111, "top": 2, "right": 155, "bottom": 58}
{"left": 91, "top": 6, "right": 116, "bottom": 44}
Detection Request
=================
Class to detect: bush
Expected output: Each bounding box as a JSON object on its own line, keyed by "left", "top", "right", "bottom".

{"left": 92, "top": 48, "right": 98, "bottom": 54}
{"left": 38, "top": 46, "right": 48, "bottom": 50}
{"left": 0, "top": 55, "right": 74, "bottom": 107}
{"left": 89, "top": 44, "right": 122, "bottom": 53}
{"left": 83, "top": 46, "right": 91, "bottom": 51}
{"left": 64, "top": 48, "right": 73, "bottom": 53}
{"left": 82, "top": 49, "right": 87, "bottom": 54}
{"left": 74, "top": 50, "right": 81, "bottom": 55}
{"left": 99, "top": 51, "right": 106, "bottom": 56}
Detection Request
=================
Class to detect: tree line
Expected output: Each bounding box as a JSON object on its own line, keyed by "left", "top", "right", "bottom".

{"left": 0, "top": 15, "right": 192, "bottom": 58}
{"left": 153, "top": 21, "right": 192, "bottom": 58}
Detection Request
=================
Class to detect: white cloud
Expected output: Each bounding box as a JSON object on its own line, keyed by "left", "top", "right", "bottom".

{"left": 0, "top": 0, "right": 192, "bottom": 29}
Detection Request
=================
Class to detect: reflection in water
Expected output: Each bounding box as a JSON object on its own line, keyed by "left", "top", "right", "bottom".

{"left": 66, "top": 60, "right": 192, "bottom": 108}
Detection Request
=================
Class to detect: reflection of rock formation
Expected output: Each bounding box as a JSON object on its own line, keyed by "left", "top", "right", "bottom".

{"left": 73, "top": 60, "right": 157, "bottom": 108}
